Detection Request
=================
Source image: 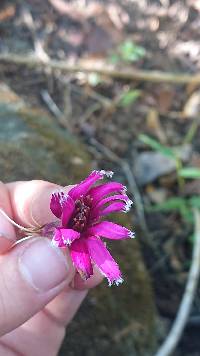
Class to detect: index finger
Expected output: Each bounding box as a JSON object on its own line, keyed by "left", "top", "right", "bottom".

{"left": 6, "top": 180, "right": 70, "bottom": 228}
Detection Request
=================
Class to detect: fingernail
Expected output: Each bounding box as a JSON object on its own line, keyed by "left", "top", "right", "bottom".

{"left": 19, "top": 238, "right": 69, "bottom": 292}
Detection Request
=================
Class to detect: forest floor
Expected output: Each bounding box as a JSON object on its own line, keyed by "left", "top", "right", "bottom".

{"left": 1, "top": 0, "right": 200, "bottom": 355}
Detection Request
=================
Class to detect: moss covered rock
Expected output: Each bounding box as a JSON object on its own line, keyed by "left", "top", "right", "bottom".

{"left": 0, "top": 84, "right": 157, "bottom": 355}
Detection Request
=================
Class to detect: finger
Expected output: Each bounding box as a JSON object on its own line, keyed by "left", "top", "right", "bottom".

{"left": 72, "top": 265, "right": 104, "bottom": 290}
{"left": 7, "top": 180, "right": 61, "bottom": 228}
{"left": 0, "top": 182, "right": 16, "bottom": 253}
{"left": 0, "top": 288, "right": 88, "bottom": 356}
{"left": 40, "top": 267, "right": 103, "bottom": 328}
{"left": 0, "top": 236, "right": 74, "bottom": 336}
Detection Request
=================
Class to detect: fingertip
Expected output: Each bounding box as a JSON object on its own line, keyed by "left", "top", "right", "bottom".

{"left": 72, "top": 266, "right": 104, "bottom": 290}
{"left": 7, "top": 180, "right": 73, "bottom": 228}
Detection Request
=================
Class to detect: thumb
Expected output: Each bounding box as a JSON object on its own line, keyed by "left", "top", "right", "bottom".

{"left": 0, "top": 236, "right": 74, "bottom": 336}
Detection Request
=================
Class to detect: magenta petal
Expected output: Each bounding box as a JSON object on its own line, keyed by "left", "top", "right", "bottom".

{"left": 89, "top": 182, "right": 125, "bottom": 206}
{"left": 91, "top": 199, "right": 127, "bottom": 219}
{"left": 87, "top": 236, "right": 123, "bottom": 286}
{"left": 100, "top": 202, "right": 125, "bottom": 216}
{"left": 87, "top": 221, "right": 134, "bottom": 240}
{"left": 61, "top": 195, "right": 75, "bottom": 226}
{"left": 96, "top": 194, "right": 129, "bottom": 207}
{"left": 52, "top": 228, "right": 66, "bottom": 248}
{"left": 92, "top": 194, "right": 131, "bottom": 217}
{"left": 50, "top": 193, "right": 63, "bottom": 218}
{"left": 59, "top": 228, "right": 80, "bottom": 245}
{"left": 69, "top": 170, "right": 113, "bottom": 200}
{"left": 70, "top": 239, "right": 93, "bottom": 280}
{"left": 91, "top": 194, "right": 133, "bottom": 218}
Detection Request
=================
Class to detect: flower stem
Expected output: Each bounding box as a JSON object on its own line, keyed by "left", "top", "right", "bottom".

{"left": 0, "top": 208, "right": 42, "bottom": 233}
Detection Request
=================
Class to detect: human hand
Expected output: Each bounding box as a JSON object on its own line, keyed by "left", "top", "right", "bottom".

{"left": 0, "top": 180, "right": 102, "bottom": 356}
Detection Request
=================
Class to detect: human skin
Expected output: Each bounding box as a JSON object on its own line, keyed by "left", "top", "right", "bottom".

{"left": 0, "top": 180, "right": 103, "bottom": 356}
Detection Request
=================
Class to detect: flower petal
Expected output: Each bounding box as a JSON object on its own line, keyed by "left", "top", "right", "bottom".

{"left": 86, "top": 236, "right": 123, "bottom": 286}
{"left": 50, "top": 193, "right": 63, "bottom": 218}
{"left": 68, "top": 170, "right": 113, "bottom": 200}
{"left": 61, "top": 195, "right": 75, "bottom": 226}
{"left": 87, "top": 221, "right": 134, "bottom": 240}
{"left": 91, "top": 194, "right": 132, "bottom": 217}
{"left": 96, "top": 197, "right": 133, "bottom": 217}
{"left": 70, "top": 239, "right": 93, "bottom": 280}
{"left": 59, "top": 228, "right": 80, "bottom": 245}
{"left": 52, "top": 228, "right": 65, "bottom": 248}
{"left": 89, "top": 182, "right": 125, "bottom": 206}
{"left": 100, "top": 202, "right": 126, "bottom": 216}
{"left": 52, "top": 228, "right": 80, "bottom": 247}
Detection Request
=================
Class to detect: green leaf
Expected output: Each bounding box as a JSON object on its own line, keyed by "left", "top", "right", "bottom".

{"left": 189, "top": 197, "right": 200, "bottom": 208}
{"left": 119, "top": 90, "right": 141, "bottom": 107}
{"left": 188, "top": 234, "right": 195, "bottom": 245}
{"left": 180, "top": 204, "right": 193, "bottom": 223}
{"left": 119, "top": 40, "right": 146, "bottom": 62}
{"left": 146, "top": 197, "right": 193, "bottom": 223}
{"left": 179, "top": 168, "right": 200, "bottom": 179}
{"left": 109, "top": 54, "right": 120, "bottom": 64}
{"left": 146, "top": 197, "right": 187, "bottom": 212}
{"left": 139, "top": 134, "right": 176, "bottom": 159}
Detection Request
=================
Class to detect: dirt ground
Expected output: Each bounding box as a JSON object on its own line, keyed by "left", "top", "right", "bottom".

{"left": 1, "top": 0, "right": 200, "bottom": 355}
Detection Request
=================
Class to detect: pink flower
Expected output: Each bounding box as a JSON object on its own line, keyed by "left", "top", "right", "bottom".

{"left": 48, "top": 170, "right": 134, "bottom": 286}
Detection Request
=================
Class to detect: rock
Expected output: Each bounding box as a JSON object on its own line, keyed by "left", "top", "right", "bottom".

{"left": 134, "top": 146, "right": 192, "bottom": 186}
{"left": 0, "top": 83, "right": 157, "bottom": 356}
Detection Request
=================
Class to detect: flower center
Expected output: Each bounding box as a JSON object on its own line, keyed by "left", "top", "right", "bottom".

{"left": 70, "top": 195, "right": 93, "bottom": 232}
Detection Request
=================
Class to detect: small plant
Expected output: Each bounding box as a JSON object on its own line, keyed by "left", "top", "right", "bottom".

{"left": 110, "top": 40, "right": 146, "bottom": 64}
{"left": 140, "top": 134, "right": 200, "bottom": 226}
{"left": 118, "top": 89, "right": 141, "bottom": 108}
{"left": 139, "top": 134, "right": 184, "bottom": 189}
{"left": 119, "top": 40, "right": 146, "bottom": 62}
{"left": 178, "top": 168, "right": 200, "bottom": 179}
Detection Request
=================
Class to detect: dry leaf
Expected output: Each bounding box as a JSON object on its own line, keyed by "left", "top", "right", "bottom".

{"left": 0, "top": 5, "right": 15, "bottom": 22}
{"left": 146, "top": 108, "right": 167, "bottom": 144}
{"left": 183, "top": 90, "right": 200, "bottom": 118}
{"left": 157, "top": 88, "right": 174, "bottom": 113}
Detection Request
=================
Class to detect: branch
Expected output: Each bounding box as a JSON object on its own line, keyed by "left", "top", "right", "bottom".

{"left": 155, "top": 209, "right": 200, "bottom": 356}
{"left": 0, "top": 53, "right": 200, "bottom": 84}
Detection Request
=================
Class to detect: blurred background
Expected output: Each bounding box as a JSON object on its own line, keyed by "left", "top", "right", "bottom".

{"left": 0, "top": 0, "right": 200, "bottom": 355}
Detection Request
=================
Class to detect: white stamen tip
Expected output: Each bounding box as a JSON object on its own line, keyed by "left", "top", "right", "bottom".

{"left": 128, "top": 231, "right": 135, "bottom": 238}
{"left": 108, "top": 277, "right": 124, "bottom": 287}
{"left": 100, "top": 170, "right": 114, "bottom": 178}
{"left": 123, "top": 199, "right": 133, "bottom": 212}
{"left": 115, "top": 277, "right": 124, "bottom": 286}
{"left": 64, "top": 239, "right": 72, "bottom": 246}
{"left": 122, "top": 186, "right": 127, "bottom": 194}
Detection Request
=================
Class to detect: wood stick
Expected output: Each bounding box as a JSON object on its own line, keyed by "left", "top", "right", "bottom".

{"left": 1, "top": 53, "right": 200, "bottom": 84}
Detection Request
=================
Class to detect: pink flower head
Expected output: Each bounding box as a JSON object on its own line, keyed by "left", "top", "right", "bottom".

{"left": 48, "top": 170, "right": 134, "bottom": 286}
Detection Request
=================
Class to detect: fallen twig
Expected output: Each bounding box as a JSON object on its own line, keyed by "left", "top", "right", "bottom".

{"left": 155, "top": 209, "right": 200, "bottom": 356}
{"left": 1, "top": 53, "right": 200, "bottom": 84}
{"left": 40, "top": 90, "right": 70, "bottom": 130}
